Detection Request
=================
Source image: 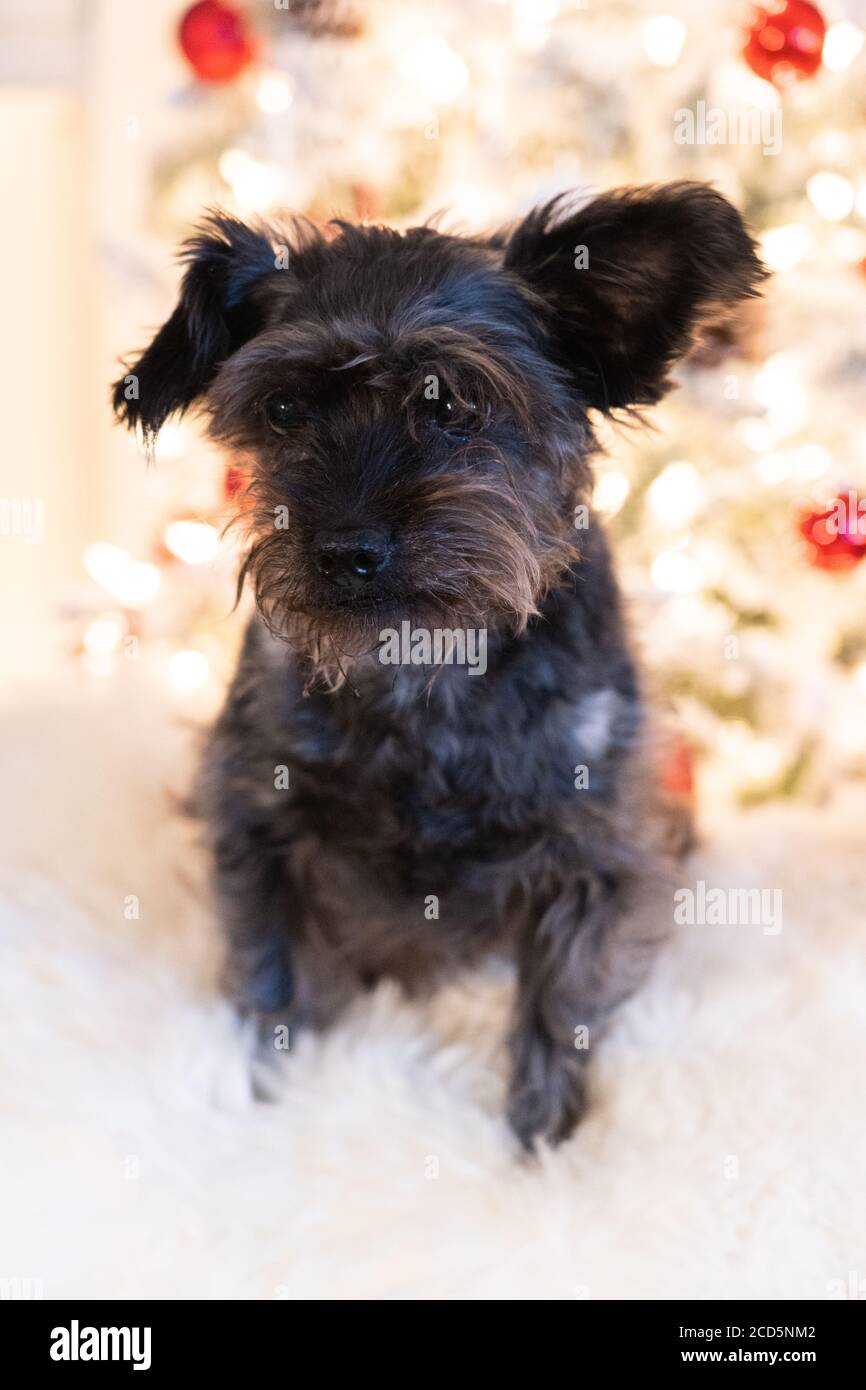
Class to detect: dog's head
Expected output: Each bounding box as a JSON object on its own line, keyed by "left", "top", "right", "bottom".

{"left": 114, "top": 183, "right": 764, "bottom": 669}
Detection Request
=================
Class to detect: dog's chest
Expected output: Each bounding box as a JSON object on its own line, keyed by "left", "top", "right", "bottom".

{"left": 279, "top": 692, "right": 516, "bottom": 965}
{"left": 279, "top": 660, "right": 628, "bottom": 923}
{"left": 291, "top": 678, "right": 518, "bottom": 862}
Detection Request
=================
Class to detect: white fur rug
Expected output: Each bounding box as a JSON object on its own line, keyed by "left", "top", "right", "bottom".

{"left": 1, "top": 672, "right": 865, "bottom": 1301}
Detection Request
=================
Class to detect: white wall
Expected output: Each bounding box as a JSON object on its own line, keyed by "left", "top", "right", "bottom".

{"left": 0, "top": 81, "right": 87, "bottom": 674}
{"left": 0, "top": 0, "right": 182, "bottom": 679}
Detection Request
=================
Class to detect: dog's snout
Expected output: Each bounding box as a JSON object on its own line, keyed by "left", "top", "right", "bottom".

{"left": 315, "top": 527, "right": 391, "bottom": 590}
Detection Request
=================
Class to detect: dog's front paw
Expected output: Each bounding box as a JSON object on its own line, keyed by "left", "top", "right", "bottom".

{"left": 507, "top": 1045, "right": 588, "bottom": 1151}
{"left": 225, "top": 932, "right": 295, "bottom": 1018}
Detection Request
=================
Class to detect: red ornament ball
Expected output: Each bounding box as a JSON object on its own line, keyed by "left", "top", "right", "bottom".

{"left": 743, "top": 1, "right": 826, "bottom": 86}
{"left": 223, "top": 463, "right": 247, "bottom": 501}
{"left": 661, "top": 738, "right": 695, "bottom": 803}
{"left": 799, "top": 491, "right": 866, "bottom": 571}
{"left": 179, "top": 1, "right": 255, "bottom": 84}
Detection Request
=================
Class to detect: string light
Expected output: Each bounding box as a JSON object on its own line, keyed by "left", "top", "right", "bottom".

{"left": 715, "top": 57, "right": 781, "bottom": 113}
{"left": 513, "top": 0, "right": 558, "bottom": 20}
{"left": 151, "top": 421, "right": 188, "bottom": 462}
{"left": 760, "top": 223, "right": 812, "bottom": 272}
{"left": 255, "top": 72, "right": 293, "bottom": 115}
{"left": 738, "top": 418, "right": 777, "bottom": 453}
{"left": 398, "top": 34, "right": 469, "bottom": 105}
{"left": 753, "top": 353, "right": 799, "bottom": 407}
{"left": 747, "top": 738, "right": 786, "bottom": 782}
{"left": 752, "top": 352, "right": 809, "bottom": 434}
{"left": 643, "top": 16, "right": 686, "bottom": 67}
{"left": 219, "top": 147, "right": 287, "bottom": 214}
{"left": 219, "top": 147, "right": 250, "bottom": 184}
{"left": 806, "top": 171, "right": 854, "bottom": 222}
{"left": 647, "top": 461, "right": 705, "bottom": 527}
{"left": 593, "top": 470, "right": 630, "bottom": 516}
{"left": 168, "top": 649, "right": 210, "bottom": 693}
{"left": 512, "top": 0, "right": 559, "bottom": 50}
{"left": 83, "top": 613, "right": 126, "bottom": 659}
{"left": 718, "top": 720, "right": 752, "bottom": 760}
{"left": 164, "top": 520, "right": 220, "bottom": 565}
{"left": 651, "top": 550, "right": 702, "bottom": 594}
{"left": 720, "top": 663, "right": 750, "bottom": 697}
{"left": 822, "top": 21, "right": 864, "bottom": 72}
{"left": 809, "top": 129, "right": 851, "bottom": 165}
{"left": 754, "top": 452, "right": 790, "bottom": 484}
{"left": 84, "top": 543, "right": 161, "bottom": 608}
{"left": 828, "top": 227, "right": 866, "bottom": 264}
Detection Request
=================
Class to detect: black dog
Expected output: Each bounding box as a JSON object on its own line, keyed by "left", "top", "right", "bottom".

{"left": 114, "top": 183, "right": 764, "bottom": 1147}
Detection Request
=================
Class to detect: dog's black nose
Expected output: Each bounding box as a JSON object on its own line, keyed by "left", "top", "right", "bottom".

{"left": 315, "top": 527, "right": 391, "bottom": 590}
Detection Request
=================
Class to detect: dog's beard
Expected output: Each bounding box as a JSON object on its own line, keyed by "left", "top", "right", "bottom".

{"left": 237, "top": 470, "right": 578, "bottom": 691}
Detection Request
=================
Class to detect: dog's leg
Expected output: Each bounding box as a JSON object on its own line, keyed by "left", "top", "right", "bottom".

{"left": 212, "top": 823, "right": 298, "bottom": 1018}
{"left": 507, "top": 871, "right": 655, "bottom": 1150}
{"left": 212, "top": 821, "right": 365, "bottom": 1046}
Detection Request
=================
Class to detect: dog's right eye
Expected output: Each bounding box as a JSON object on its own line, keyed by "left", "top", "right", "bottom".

{"left": 263, "top": 392, "right": 299, "bottom": 435}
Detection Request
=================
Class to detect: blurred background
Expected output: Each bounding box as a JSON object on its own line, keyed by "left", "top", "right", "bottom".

{"left": 3, "top": 0, "right": 866, "bottom": 819}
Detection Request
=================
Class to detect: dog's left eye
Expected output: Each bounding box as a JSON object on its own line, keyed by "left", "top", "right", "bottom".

{"left": 263, "top": 391, "right": 300, "bottom": 435}
{"left": 428, "top": 393, "right": 485, "bottom": 439}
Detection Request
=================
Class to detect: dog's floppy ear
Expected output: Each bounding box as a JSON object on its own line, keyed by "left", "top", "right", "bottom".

{"left": 504, "top": 182, "right": 766, "bottom": 411}
{"left": 112, "top": 211, "right": 280, "bottom": 443}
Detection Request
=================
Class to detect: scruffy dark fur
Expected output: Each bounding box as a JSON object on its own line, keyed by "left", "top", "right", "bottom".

{"left": 114, "top": 184, "right": 764, "bottom": 1148}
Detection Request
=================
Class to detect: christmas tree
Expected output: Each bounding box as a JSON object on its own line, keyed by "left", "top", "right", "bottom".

{"left": 82, "top": 0, "right": 866, "bottom": 811}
